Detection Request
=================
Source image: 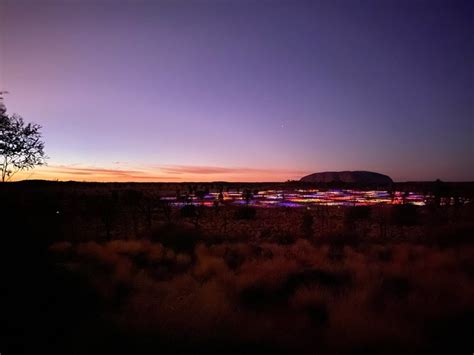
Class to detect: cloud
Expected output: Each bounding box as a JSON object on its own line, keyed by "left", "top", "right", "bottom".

{"left": 14, "top": 164, "right": 311, "bottom": 182}
{"left": 48, "top": 166, "right": 145, "bottom": 176}
{"left": 159, "top": 166, "right": 236, "bottom": 175}
{"left": 15, "top": 164, "right": 171, "bottom": 182}
{"left": 158, "top": 165, "right": 310, "bottom": 177}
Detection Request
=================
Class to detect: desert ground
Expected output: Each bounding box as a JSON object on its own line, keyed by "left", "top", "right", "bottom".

{"left": 2, "top": 181, "right": 473, "bottom": 354}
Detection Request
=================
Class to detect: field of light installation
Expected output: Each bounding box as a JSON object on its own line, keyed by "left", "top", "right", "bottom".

{"left": 2, "top": 0, "right": 473, "bottom": 353}
{"left": 168, "top": 189, "right": 454, "bottom": 207}
{"left": 2, "top": 181, "right": 474, "bottom": 355}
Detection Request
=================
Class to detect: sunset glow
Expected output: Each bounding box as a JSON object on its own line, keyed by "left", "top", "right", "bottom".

{"left": 3, "top": 0, "right": 473, "bottom": 182}
{"left": 2, "top": 1, "right": 473, "bottom": 353}
{"left": 14, "top": 164, "right": 311, "bottom": 182}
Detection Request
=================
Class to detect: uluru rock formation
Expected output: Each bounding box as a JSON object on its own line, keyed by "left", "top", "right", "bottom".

{"left": 300, "top": 171, "right": 393, "bottom": 185}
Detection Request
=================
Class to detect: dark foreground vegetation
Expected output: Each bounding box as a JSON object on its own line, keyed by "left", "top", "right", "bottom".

{"left": 1, "top": 181, "right": 473, "bottom": 355}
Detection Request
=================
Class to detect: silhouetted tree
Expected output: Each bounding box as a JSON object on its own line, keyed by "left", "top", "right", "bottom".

{"left": 195, "top": 190, "right": 206, "bottom": 204}
{"left": 242, "top": 188, "right": 253, "bottom": 205}
{"left": 389, "top": 189, "right": 396, "bottom": 204}
{"left": 159, "top": 197, "right": 173, "bottom": 223}
{"left": 402, "top": 191, "right": 410, "bottom": 205}
{"left": 213, "top": 199, "right": 220, "bottom": 213}
{"left": 433, "top": 179, "right": 450, "bottom": 207}
{"left": 0, "top": 93, "right": 47, "bottom": 181}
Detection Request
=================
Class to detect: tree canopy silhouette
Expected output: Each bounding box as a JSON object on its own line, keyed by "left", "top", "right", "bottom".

{"left": 0, "top": 92, "right": 47, "bottom": 182}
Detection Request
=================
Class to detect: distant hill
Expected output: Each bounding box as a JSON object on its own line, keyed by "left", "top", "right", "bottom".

{"left": 300, "top": 171, "right": 393, "bottom": 185}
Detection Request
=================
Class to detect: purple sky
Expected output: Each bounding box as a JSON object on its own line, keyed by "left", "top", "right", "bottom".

{"left": 1, "top": 0, "right": 473, "bottom": 182}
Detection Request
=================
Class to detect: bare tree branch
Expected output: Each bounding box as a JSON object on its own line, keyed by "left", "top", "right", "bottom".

{"left": 0, "top": 100, "right": 47, "bottom": 182}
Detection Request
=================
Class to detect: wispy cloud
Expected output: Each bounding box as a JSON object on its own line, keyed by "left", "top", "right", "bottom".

{"left": 15, "top": 164, "right": 311, "bottom": 182}
{"left": 16, "top": 165, "right": 169, "bottom": 182}
{"left": 158, "top": 165, "right": 309, "bottom": 176}
{"left": 48, "top": 166, "right": 144, "bottom": 176}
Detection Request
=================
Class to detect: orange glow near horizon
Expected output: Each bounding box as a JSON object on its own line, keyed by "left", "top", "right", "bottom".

{"left": 13, "top": 164, "right": 311, "bottom": 183}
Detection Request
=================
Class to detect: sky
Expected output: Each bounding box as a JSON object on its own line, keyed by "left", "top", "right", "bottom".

{"left": 1, "top": 0, "right": 473, "bottom": 182}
